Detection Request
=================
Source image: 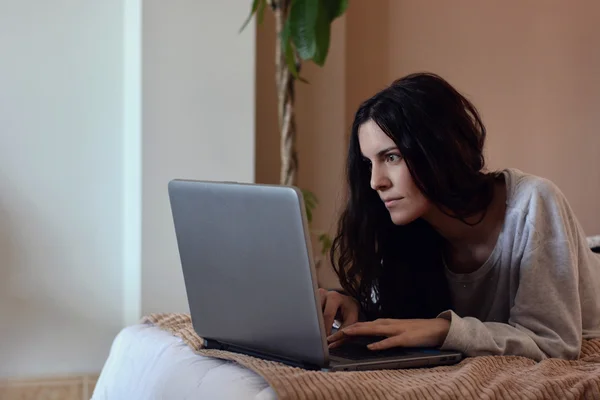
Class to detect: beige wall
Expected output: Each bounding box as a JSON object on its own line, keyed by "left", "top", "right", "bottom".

{"left": 255, "top": 11, "right": 348, "bottom": 287}
{"left": 256, "top": 1, "right": 600, "bottom": 286}
{"left": 386, "top": 0, "right": 600, "bottom": 236}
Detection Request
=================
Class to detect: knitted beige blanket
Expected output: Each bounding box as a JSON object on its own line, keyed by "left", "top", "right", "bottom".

{"left": 142, "top": 313, "right": 600, "bottom": 399}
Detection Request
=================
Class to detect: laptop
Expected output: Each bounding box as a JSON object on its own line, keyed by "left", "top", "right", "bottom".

{"left": 168, "top": 179, "right": 463, "bottom": 371}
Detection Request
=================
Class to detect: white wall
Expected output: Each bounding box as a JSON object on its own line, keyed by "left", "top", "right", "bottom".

{"left": 0, "top": 0, "right": 124, "bottom": 378}
{"left": 122, "top": 0, "right": 142, "bottom": 328}
{"left": 141, "top": 0, "right": 256, "bottom": 314}
{"left": 0, "top": 0, "right": 255, "bottom": 379}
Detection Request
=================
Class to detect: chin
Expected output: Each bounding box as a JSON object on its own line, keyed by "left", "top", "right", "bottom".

{"left": 389, "top": 211, "right": 421, "bottom": 226}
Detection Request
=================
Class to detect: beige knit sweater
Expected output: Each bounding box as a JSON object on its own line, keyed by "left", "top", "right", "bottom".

{"left": 437, "top": 168, "right": 600, "bottom": 361}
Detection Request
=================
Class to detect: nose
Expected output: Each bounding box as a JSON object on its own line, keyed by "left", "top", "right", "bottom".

{"left": 370, "top": 164, "right": 390, "bottom": 191}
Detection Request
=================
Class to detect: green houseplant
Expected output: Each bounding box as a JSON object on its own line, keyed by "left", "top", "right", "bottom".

{"left": 241, "top": 0, "right": 348, "bottom": 259}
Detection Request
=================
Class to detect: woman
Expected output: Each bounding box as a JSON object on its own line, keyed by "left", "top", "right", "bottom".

{"left": 321, "top": 72, "right": 600, "bottom": 361}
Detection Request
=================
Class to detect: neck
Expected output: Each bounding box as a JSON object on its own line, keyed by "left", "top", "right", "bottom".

{"left": 422, "top": 180, "right": 505, "bottom": 248}
{"left": 423, "top": 207, "right": 489, "bottom": 246}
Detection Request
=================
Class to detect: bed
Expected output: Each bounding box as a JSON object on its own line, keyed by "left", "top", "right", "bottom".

{"left": 93, "top": 238, "right": 600, "bottom": 399}
{"left": 91, "top": 323, "right": 276, "bottom": 400}
{"left": 93, "top": 313, "right": 600, "bottom": 400}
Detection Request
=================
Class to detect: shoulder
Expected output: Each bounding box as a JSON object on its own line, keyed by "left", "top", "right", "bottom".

{"left": 504, "top": 168, "right": 565, "bottom": 202}
{"left": 503, "top": 168, "right": 570, "bottom": 221}
{"left": 500, "top": 168, "right": 581, "bottom": 250}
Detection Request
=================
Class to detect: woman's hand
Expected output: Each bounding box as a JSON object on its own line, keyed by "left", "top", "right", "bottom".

{"left": 318, "top": 288, "right": 360, "bottom": 337}
{"left": 327, "top": 318, "right": 451, "bottom": 350}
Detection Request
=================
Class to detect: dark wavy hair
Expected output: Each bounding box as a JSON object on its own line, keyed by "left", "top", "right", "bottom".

{"left": 330, "top": 72, "right": 495, "bottom": 320}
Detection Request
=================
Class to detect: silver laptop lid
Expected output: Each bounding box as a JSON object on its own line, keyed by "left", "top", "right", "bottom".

{"left": 168, "top": 180, "right": 329, "bottom": 367}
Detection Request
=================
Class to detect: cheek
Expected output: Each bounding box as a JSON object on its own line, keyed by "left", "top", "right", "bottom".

{"left": 405, "top": 178, "right": 431, "bottom": 212}
{"left": 395, "top": 165, "right": 415, "bottom": 189}
{"left": 393, "top": 163, "right": 430, "bottom": 209}
{"left": 411, "top": 183, "right": 431, "bottom": 204}
{"left": 413, "top": 193, "right": 432, "bottom": 214}
{"left": 388, "top": 181, "right": 433, "bottom": 225}
{"left": 388, "top": 197, "right": 431, "bottom": 225}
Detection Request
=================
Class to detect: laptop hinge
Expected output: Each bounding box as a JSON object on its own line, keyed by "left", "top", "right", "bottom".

{"left": 203, "top": 338, "right": 226, "bottom": 350}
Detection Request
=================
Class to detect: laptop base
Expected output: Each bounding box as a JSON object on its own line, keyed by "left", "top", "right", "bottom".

{"left": 204, "top": 338, "right": 462, "bottom": 372}
{"left": 203, "top": 338, "right": 324, "bottom": 370}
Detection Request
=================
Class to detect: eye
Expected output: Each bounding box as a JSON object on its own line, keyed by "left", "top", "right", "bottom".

{"left": 385, "top": 153, "right": 402, "bottom": 163}
{"left": 362, "top": 158, "right": 372, "bottom": 170}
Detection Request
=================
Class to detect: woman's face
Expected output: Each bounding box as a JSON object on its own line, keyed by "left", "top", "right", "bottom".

{"left": 358, "top": 119, "right": 433, "bottom": 225}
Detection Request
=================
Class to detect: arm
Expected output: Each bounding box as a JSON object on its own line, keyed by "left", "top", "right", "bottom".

{"left": 438, "top": 238, "right": 582, "bottom": 361}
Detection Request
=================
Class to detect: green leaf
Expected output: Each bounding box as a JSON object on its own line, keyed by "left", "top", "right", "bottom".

{"left": 288, "top": 0, "right": 319, "bottom": 60}
{"left": 312, "top": 2, "right": 330, "bottom": 66}
{"left": 281, "top": 19, "right": 302, "bottom": 80}
{"left": 323, "top": 0, "right": 349, "bottom": 21}
{"left": 306, "top": 205, "right": 313, "bottom": 223}
{"left": 304, "top": 197, "right": 316, "bottom": 213}
{"left": 318, "top": 233, "right": 333, "bottom": 255}
{"left": 281, "top": 19, "right": 308, "bottom": 83}
{"left": 301, "top": 189, "right": 318, "bottom": 208}
{"left": 239, "top": 0, "right": 264, "bottom": 33}
{"left": 285, "top": 0, "right": 348, "bottom": 70}
{"left": 301, "top": 189, "right": 319, "bottom": 224}
{"left": 257, "top": 0, "right": 267, "bottom": 24}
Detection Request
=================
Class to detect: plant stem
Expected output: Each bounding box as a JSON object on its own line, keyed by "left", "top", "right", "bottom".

{"left": 270, "top": 0, "right": 298, "bottom": 186}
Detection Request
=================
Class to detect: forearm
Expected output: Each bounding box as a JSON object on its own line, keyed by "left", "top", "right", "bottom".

{"left": 437, "top": 310, "right": 580, "bottom": 361}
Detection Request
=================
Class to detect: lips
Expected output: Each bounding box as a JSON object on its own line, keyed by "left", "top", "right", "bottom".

{"left": 383, "top": 197, "right": 403, "bottom": 207}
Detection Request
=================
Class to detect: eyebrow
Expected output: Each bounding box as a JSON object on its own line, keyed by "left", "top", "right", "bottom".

{"left": 376, "top": 146, "right": 399, "bottom": 157}
{"left": 362, "top": 146, "right": 399, "bottom": 160}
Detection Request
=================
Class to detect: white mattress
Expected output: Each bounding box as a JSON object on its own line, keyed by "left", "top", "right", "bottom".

{"left": 92, "top": 324, "right": 276, "bottom": 400}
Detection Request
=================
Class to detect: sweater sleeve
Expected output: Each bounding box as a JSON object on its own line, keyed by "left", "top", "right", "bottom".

{"left": 437, "top": 237, "right": 582, "bottom": 361}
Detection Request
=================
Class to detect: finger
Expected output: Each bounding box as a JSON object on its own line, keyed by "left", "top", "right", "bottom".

{"left": 367, "top": 328, "right": 433, "bottom": 350}
{"left": 339, "top": 304, "right": 359, "bottom": 328}
{"left": 322, "top": 295, "right": 341, "bottom": 337}
{"left": 328, "top": 338, "right": 346, "bottom": 349}
{"left": 367, "top": 335, "right": 408, "bottom": 351}
{"left": 318, "top": 288, "right": 327, "bottom": 309}
{"left": 342, "top": 321, "right": 398, "bottom": 337}
{"left": 327, "top": 328, "right": 347, "bottom": 343}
